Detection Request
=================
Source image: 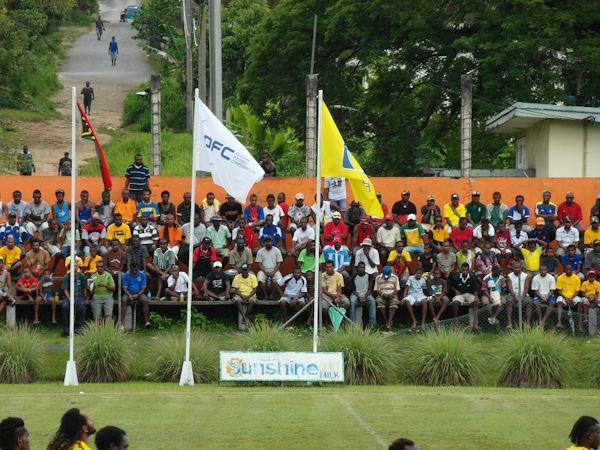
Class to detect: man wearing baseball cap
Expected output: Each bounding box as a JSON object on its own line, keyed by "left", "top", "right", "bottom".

{"left": 202, "top": 261, "right": 230, "bottom": 301}
{"left": 528, "top": 217, "right": 550, "bottom": 247}
{"left": 391, "top": 190, "right": 416, "bottom": 225}
{"left": 581, "top": 270, "right": 600, "bottom": 328}
{"left": 231, "top": 263, "right": 258, "bottom": 325}
{"left": 583, "top": 240, "right": 600, "bottom": 275}
{"left": 82, "top": 212, "right": 107, "bottom": 256}
{"left": 322, "top": 211, "right": 348, "bottom": 247}
{"left": 287, "top": 193, "right": 311, "bottom": 233}
{"left": 443, "top": 193, "right": 466, "bottom": 228}
{"left": 376, "top": 213, "right": 401, "bottom": 263}
{"left": 400, "top": 213, "right": 425, "bottom": 257}
{"left": 420, "top": 194, "right": 440, "bottom": 231}
{"left": 555, "top": 216, "right": 579, "bottom": 257}
{"left": 466, "top": 191, "right": 487, "bottom": 227}
{"left": 323, "top": 235, "right": 351, "bottom": 279}
{"left": 584, "top": 216, "right": 600, "bottom": 253}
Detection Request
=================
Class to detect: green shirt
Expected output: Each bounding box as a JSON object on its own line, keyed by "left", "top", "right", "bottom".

{"left": 91, "top": 271, "right": 115, "bottom": 297}
{"left": 18, "top": 152, "right": 33, "bottom": 174}
{"left": 466, "top": 202, "right": 487, "bottom": 225}
{"left": 62, "top": 272, "right": 88, "bottom": 295}
{"left": 206, "top": 225, "right": 231, "bottom": 249}
{"left": 297, "top": 249, "right": 325, "bottom": 273}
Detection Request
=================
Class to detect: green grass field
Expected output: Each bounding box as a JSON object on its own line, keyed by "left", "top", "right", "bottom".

{"left": 1, "top": 383, "right": 596, "bottom": 449}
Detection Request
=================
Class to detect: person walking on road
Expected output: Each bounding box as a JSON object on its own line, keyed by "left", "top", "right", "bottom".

{"left": 81, "top": 82, "right": 94, "bottom": 115}
{"left": 108, "top": 37, "right": 119, "bottom": 66}
{"left": 95, "top": 15, "right": 105, "bottom": 40}
{"left": 16, "top": 146, "right": 35, "bottom": 176}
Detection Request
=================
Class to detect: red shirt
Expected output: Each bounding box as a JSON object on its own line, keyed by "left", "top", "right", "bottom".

{"left": 239, "top": 226, "right": 255, "bottom": 249}
{"left": 193, "top": 246, "right": 217, "bottom": 263}
{"left": 495, "top": 230, "right": 512, "bottom": 250}
{"left": 279, "top": 202, "right": 290, "bottom": 228}
{"left": 450, "top": 227, "right": 473, "bottom": 247}
{"left": 355, "top": 224, "right": 374, "bottom": 247}
{"left": 322, "top": 220, "right": 349, "bottom": 246}
{"left": 18, "top": 276, "right": 38, "bottom": 290}
{"left": 557, "top": 201, "right": 583, "bottom": 223}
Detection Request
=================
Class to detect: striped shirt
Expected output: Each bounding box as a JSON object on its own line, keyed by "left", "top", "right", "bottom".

{"left": 125, "top": 163, "right": 150, "bottom": 192}
{"left": 153, "top": 248, "right": 176, "bottom": 270}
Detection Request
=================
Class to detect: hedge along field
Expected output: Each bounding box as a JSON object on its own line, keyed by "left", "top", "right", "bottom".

{"left": 2, "top": 324, "right": 600, "bottom": 389}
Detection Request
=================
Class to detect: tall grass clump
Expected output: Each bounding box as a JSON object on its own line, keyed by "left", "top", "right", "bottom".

{"left": 498, "top": 328, "right": 570, "bottom": 388}
{"left": 0, "top": 325, "right": 42, "bottom": 383}
{"left": 239, "top": 322, "right": 300, "bottom": 352}
{"left": 76, "top": 324, "right": 131, "bottom": 382}
{"left": 152, "top": 333, "right": 219, "bottom": 383}
{"left": 320, "top": 325, "right": 400, "bottom": 385}
{"left": 407, "top": 328, "right": 481, "bottom": 386}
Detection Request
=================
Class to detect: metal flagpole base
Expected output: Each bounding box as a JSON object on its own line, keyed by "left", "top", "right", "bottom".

{"left": 63, "top": 360, "right": 79, "bottom": 386}
{"left": 179, "top": 360, "right": 195, "bottom": 386}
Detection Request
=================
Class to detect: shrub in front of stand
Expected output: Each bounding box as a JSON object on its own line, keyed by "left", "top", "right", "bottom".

{"left": 407, "top": 328, "right": 482, "bottom": 386}
{"left": 498, "top": 328, "right": 570, "bottom": 388}
{"left": 77, "top": 323, "right": 131, "bottom": 382}
{"left": 320, "top": 325, "right": 401, "bottom": 385}
{"left": 0, "top": 325, "right": 42, "bottom": 383}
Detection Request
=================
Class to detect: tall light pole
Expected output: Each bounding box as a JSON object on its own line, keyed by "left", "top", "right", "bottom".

{"left": 209, "top": 0, "right": 223, "bottom": 120}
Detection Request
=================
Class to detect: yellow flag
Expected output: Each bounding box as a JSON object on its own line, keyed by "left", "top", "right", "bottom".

{"left": 319, "top": 100, "right": 383, "bottom": 218}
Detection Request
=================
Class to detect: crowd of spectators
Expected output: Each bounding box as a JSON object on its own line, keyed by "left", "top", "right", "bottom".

{"left": 0, "top": 175, "right": 599, "bottom": 333}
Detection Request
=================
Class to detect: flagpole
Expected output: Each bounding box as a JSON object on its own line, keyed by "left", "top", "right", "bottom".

{"left": 312, "top": 90, "right": 324, "bottom": 353}
{"left": 180, "top": 88, "right": 200, "bottom": 386}
{"left": 64, "top": 86, "right": 79, "bottom": 386}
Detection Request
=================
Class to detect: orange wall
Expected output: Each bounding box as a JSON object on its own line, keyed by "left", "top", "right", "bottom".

{"left": 5, "top": 176, "right": 600, "bottom": 226}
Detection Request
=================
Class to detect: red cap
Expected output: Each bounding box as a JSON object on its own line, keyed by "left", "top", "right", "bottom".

{"left": 332, "top": 236, "right": 343, "bottom": 244}
{"left": 384, "top": 214, "right": 393, "bottom": 221}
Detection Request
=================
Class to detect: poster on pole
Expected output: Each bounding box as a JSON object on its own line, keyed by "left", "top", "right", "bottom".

{"left": 220, "top": 351, "right": 344, "bottom": 382}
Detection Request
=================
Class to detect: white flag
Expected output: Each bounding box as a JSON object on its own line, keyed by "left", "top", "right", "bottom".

{"left": 193, "top": 95, "right": 265, "bottom": 202}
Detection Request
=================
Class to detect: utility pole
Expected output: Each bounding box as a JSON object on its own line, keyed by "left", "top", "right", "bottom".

{"left": 198, "top": 1, "right": 207, "bottom": 104}
{"left": 305, "top": 15, "right": 318, "bottom": 177}
{"left": 209, "top": 0, "right": 223, "bottom": 120}
{"left": 182, "top": 0, "right": 194, "bottom": 132}
{"left": 150, "top": 74, "right": 161, "bottom": 175}
{"left": 461, "top": 73, "right": 472, "bottom": 179}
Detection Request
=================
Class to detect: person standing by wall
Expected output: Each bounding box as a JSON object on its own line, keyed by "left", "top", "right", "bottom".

{"left": 16, "top": 146, "right": 35, "bottom": 176}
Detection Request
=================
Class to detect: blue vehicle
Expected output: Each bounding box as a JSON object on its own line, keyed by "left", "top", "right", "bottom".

{"left": 126, "top": 4, "right": 139, "bottom": 20}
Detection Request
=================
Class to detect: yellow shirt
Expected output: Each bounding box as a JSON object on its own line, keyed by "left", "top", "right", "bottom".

{"left": 581, "top": 280, "right": 600, "bottom": 299}
{"left": 69, "top": 441, "right": 92, "bottom": 450}
{"left": 556, "top": 273, "right": 581, "bottom": 299}
{"left": 584, "top": 227, "right": 600, "bottom": 245}
{"left": 321, "top": 271, "right": 344, "bottom": 294}
{"left": 64, "top": 256, "right": 84, "bottom": 272}
{"left": 106, "top": 223, "right": 132, "bottom": 244}
{"left": 114, "top": 200, "right": 137, "bottom": 223}
{"left": 430, "top": 226, "right": 449, "bottom": 243}
{"left": 232, "top": 273, "right": 258, "bottom": 297}
{"left": 0, "top": 245, "right": 21, "bottom": 265}
{"left": 521, "top": 247, "right": 543, "bottom": 271}
{"left": 443, "top": 203, "right": 466, "bottom": 227}
{"left": 83, "top": 255, "right": 103, "bottom": 274}
{"left": 387, "top": 249, "right": 412, "bottom": 264}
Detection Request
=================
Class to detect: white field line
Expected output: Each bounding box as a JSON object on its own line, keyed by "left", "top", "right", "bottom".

{"left": 334, "top": 394, "right": 388, "bottom": 449}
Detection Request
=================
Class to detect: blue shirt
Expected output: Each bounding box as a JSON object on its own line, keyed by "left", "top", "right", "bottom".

{"left": 109, "top": 41, "right": 118, "bottom": 52}
{"left": 122, "top": 271, "right": 147, "bottom": 295}
{"left": 534, "top": 202, "right": 556, "bottom": 225}
{"left": 243, "top": 205, "right": 265, "bottom": 223}
{"left": 258, "top": 224, "right": 283, "bottom": 246}
{"left": 0, "top": 223, "right": 31, "bottom": 245}
{"left": 560, "top": 254, "right": 583, "bottom": 270}
{"left": 508, "top": 205, "right": 530, "bottom": 224}
{"left": 322, "top": 245, "right": 351, "bottom": 271}
{"left": 53, "top": 201, "right": 70, "bottom": 223}
{"left": 137, "top": 201, "right": 159, "bottom": 219}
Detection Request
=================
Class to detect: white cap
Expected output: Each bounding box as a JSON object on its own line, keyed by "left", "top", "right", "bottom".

{"left": 213, "top": 261, "right": 223, "bottom": 268}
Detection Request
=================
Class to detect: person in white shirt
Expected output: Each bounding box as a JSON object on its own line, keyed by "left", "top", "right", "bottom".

{"left": 276, "top": 265, "right": 307, "bottom": 323}
{"left": 354, "top": 238, "right": 380, "bottom": 276}
{"left": 311, "top": 195, "right": 336, "bottom": 226}
{"left": 531, "top": 264, "right": 556, "bottom": 328}
{"left": 262, "top": 193, "right": 284, "bottom": 227}
{"left": 555, "top": 217, "right": 580, "bottom": 256}
{"left": 291, "top": 217, "right": 315, "bottom": 256}
{"left": 510, "top": 222, "right": 529, "bottom": 251}
{"left": 506, "top": 260, "right": 532, "bottom": 328}
{"left": 324, "top": 177, "right": 347, "bottom": 212}
{"left": 165, "top": 265, "right": 199, "bottom": 300}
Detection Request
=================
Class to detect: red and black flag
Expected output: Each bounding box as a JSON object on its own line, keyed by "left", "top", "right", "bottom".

{"left": 77, "top": 101, "right": 112, "bottom": 192}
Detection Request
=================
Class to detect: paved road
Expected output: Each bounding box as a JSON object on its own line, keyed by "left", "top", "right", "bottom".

{"left": 61, "top": 0, "right": 150, "bottom": 85}
{"left": 18, "top": 0, "right": 151, "bottom": 175}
